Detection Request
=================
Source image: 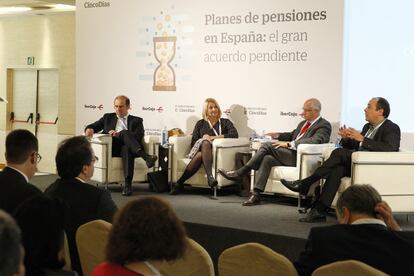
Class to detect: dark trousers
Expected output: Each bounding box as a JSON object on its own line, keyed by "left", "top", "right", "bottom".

{"left": 246, "top": 142, "right": 296, "bottom": 191}
{"left": 111, "top": 130, "right": 143, "bottom": 181}
{"left": 314, "top": 148, "right": 353, "bottom": 207}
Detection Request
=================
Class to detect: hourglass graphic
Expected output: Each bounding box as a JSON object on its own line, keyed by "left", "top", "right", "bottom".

{"left": 153, "top": 36, "right": 177, "bottom": 91}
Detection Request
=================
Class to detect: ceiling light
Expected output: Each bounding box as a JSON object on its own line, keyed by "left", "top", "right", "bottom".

{"left": 53, "top": 4, "right": 76, "bottom": 11}
{"left": 0, "top": 7, "right": 32, "bottom": 14}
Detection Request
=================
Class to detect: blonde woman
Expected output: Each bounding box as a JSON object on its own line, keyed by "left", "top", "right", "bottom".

{"left": 170, "top": 98, "right": 238, "bottom": 194}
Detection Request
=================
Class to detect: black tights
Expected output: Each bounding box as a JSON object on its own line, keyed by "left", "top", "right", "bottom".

{"left": 177, "top": 140, "right": 214, "bottom": 185}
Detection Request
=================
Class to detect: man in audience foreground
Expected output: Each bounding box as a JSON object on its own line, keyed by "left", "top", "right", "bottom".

{"left": 0, "top": 210, "right": 25, "bottom": 276}
{"left": 0, "top": 129, "right": 42, "bottom": 214}
{"left": 295, "top": 184, "right": 414, "bottom": 276}
{"left": 45, "top": 136, "right": 117, "bottom": 275}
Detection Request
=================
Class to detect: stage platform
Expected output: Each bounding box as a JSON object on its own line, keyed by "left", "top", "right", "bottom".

{"left": 32, "top": 174, "right": 414, "bottom": 271}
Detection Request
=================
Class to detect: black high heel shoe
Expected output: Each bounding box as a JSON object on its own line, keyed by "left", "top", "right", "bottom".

{"left": 207, "top": 176, "right": 218, "bottom": 188}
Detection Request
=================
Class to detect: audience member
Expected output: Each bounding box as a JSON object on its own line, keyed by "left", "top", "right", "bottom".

{"left": 281, "top": 97, "right": 400, "bottom": 222}
{"left": 85, "top": 95, "right": 157, "bottom": 196}
{"left": 219, "top": 98, "right": 331, "bottom": 206}
{"left": 92, "top": 197, "right": 187, "bottom": 276}
{"left": 0, "top": 210, "right": 25, "bottom": 276}
{"left": 0, "top": 129, "right": 42, "bottom": 214}
{"left": 45, "top": 136, "right": 117, "bottom": 275}
{"left": 295, "top": 184, "right": 414, "bottom": 275}
{"left": 14, "top": 195, "right": 77, "bottom": 276}
{"left": 170, "top": 97, "right": 239, "bottom": 194}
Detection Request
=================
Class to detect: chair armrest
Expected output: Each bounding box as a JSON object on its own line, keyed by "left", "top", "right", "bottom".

{"left": 212, "top": 137, "right": 250, "bottom": 148}
{"left": 169, "top": 135, "right": 192, "bottom": 159}
{"left": 91, "top": 134, "right": 112, "bottom": 144}
{"left": 297, "top": 143, "right": 335, "bottom": 154}
{"left": 352, "top": 151, "right": 414, "bottom": 164}
{"left": 142, "top": 135, "right": 160, "bottom": 155}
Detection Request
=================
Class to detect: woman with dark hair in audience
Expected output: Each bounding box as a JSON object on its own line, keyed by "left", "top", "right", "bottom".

{"left": 14, "top": 195, "right": 77, "bottom": 276}
{"left": 92, "top": 196, "right": 187, "bottom": 276}
{"left": 170, "top": 97, "right": 239, "bottom": 194}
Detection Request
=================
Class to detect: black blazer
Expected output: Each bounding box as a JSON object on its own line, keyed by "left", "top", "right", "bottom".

{"left": 85, "top": 112, "right": 145, "bottom": 143}
{"left": 45, "top": 178, "right": 117, "bottom": 275}
{"left": 278, "top": 117, "right": 332, "bottom": 147}
{"left": 295, "top": 224, "right": 414, "bottom": 276}
{"left": 0, "top": 167, "right": 42, "bottom": 215}
{"left": 341, "top": 119, "right": 400, "bottom": 152}
{"left": 191, "top": 118, "right": 239, "bottom": 147}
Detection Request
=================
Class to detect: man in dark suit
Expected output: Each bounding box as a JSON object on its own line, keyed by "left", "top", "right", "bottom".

{"left": 295, "top": 184, "right": 414, "bottom": 276}
{"left": 219, "top": 98, "right": 332, "bottom": 206}
{"left": 0, "top": 129, "right": 42, "bottom": 214}
{"left": 281, "top": 97, "right": 400, "bottom": 222}
{"left": 45, "top": 136, "right": 117, "bottom": 276}
{"left": 85, "top": 95, "right": 157, "bottom": 196}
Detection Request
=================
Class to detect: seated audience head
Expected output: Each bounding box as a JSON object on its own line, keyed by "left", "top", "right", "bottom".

{"left": 5, "top": 129, "right": 39, "bottom": 179}
{"left": 113, "top": 95, "right": 130, "bottom": 118}
{"left": 14, "top": 195, "right": 68, "bottom": 276}
{"left": 336, "top": 184, "right": 382, "bottom": 224}
{"left": 55, "top": 136, "right": 96, "bottom": 180}
{"left": 302, "top": 98, "right": 322, "bottom": 122}
{"left": 106, "top": 196, "right": 187, "bottom": 264}
{"left": 0, "top": 210, "right": 25, "bottom": 276}
{"left": 202, "top": 98, "right": 222, "bottom": 121}
{"left": 365, "top": 97, "right": 390, "bottom": 125}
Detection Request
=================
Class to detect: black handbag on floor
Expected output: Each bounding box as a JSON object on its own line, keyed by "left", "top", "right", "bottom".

{"left": 147, "top": 170, "right": 168, "bottom": 193}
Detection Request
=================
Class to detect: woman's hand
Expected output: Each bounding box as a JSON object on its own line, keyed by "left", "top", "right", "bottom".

{"left": 203, "top": 134, "right": 212, "bottom": 141}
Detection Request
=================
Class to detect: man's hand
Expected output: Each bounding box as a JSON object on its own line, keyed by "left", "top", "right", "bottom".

{"left": 338, "top": 125, "right": 348, "bottom": 139}
{"left": 346, "top": 127, "right": 364, "bottom": 142}
{"left": 272, "top": 141, "right": 289, "bottom": 148}
{"left": 108, "top": 130, "right": 119, "bottom": 137}
{"left": 85, "top": 128, "right": 94, "bottom": 137}
{"left": 266, "top": 132, "right": 279, "bottom": 139}
{"left": 375, "top": 201, "right": 401, "bottom": 231}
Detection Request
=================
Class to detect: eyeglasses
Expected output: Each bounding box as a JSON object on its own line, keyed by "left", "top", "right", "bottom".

{"left": 92, "top": 156, "right": 99, "bottom": 162}
{"left": 35, "top": 152, "right": 42, "bottom": 163}
{"left": 302, "top": 108, "right": 314, "bottom": 113}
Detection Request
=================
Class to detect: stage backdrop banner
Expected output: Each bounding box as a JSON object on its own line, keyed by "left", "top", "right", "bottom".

{"left": 76, "top": 0, "right": 343, "bottom": 138}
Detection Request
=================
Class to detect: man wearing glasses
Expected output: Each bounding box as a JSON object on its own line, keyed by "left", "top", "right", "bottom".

{"left": 219, "top": 98, "right": 331, "bottom": 206}
{"left": 45, "top": 135, "right": 117, "bottom": 275}
{"left": 0, "top": 129, "right": 42, "bottom": 214}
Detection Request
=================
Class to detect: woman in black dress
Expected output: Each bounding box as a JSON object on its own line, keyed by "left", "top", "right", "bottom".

{"left": 170, "top": 98, "right": 238, "bottom": 194}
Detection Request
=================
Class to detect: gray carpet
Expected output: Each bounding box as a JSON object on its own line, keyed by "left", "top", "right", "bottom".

{"left": 32, "top": 174, "right": 414, "bottom": 238}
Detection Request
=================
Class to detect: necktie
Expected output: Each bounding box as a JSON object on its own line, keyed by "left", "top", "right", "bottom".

{"left": 298, "top": 121, "right": 311, "bottom": 136}
{"left": 121, "top": 117, "right": 128, "bottom": 130}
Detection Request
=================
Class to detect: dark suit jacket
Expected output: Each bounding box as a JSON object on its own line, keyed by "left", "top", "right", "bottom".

{"left": 341, "top": 119, "right": 400, "bottom": 152}
{"left": 278, "top": 117, "right": 332, "bottom": 147}
{"left": 45, "top": 178, "right": 117, "bottom": 276}
{"left": 295, "top": 224, "right": 414, "bottom": 276}
{"left": 85, "top": 112, "right": 145, "bottom": 154}
{"left": 0, "top": 167, "right": 42, "bottom": 215}
{"left": 190, "top": 118, "right": 239, "bottom": 147}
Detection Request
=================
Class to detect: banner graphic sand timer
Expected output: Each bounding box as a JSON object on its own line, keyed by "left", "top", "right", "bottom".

{"left": 153, "top": 36, "right": 177, "bottom": 91}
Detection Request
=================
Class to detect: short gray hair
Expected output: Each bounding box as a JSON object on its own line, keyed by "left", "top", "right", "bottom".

{"left": 306, "top": 98, "right": 321, "bottom": 111}
{"left": 336, "top": 184, "right": 382, "bottom": 218}
{"left": 0, "top": 210, "right": 22, "bottom": 276}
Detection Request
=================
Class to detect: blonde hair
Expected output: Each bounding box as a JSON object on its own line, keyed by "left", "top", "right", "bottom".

{"left": 202, "top": 98, "right": 222, "bottom": 120}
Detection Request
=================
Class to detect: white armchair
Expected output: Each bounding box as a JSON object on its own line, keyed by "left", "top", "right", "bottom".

{"left": 258, "top": 143, "right": 335, "bottom": 209}
{"left": 169, "top": 136, "right": 250, "bottom": 194}
{"left": 332, "top": 151, "right": 414, "bottom": 213}
{"left": 90, "top": 134, "right": 159, "bottom": 188}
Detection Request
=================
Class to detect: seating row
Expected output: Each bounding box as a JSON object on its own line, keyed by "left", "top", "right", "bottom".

{"left": 72, "top": 220, "right": 386, "bottom": 276}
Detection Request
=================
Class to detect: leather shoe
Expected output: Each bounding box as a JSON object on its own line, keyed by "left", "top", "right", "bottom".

{"left": 218, "top": 169, "right": 242, "bottom": 181}
{"left": 122, "top": 183, "right": 132, "bottom": 196}
{"left": 299, "top": 207, "right": 326, "bottom": 223}
{"left": 280, "top": 179, "right": 310, "bottom": 195}
{"left": 242, "top": 193, "right": 261, "bottom": 206}
{"left": 170, "top": 184, "right": 184, "bottom": 195}
{"left": 207, "top": 176, "right": 218, "bottom": 188}
{"left": 145, "top": 155, "right": 157, "bottom": 169}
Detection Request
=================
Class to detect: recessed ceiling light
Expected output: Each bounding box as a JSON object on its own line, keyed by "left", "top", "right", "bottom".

{"left": 0, "top": 7, "right": 32, "bottom": 14}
